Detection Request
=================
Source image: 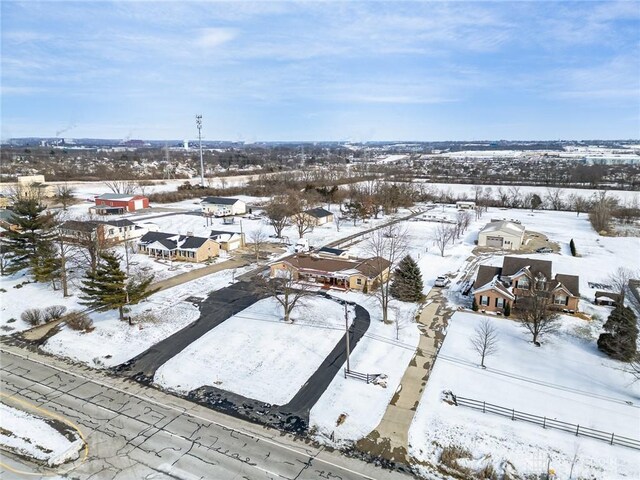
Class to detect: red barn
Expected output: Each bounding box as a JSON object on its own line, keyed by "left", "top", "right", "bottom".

{"left": 93, "top": 193, "right": 149, "bottom": 214}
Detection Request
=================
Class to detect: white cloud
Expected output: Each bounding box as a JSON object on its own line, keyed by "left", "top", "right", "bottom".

{"left": 195, "top": 28, "right": 237, "bottom": 49}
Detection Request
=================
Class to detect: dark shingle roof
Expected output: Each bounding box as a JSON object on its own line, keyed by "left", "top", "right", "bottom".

{"left": 318, "top": 247, "right": 346, "bottom": 256}
{"left": 502, "top": 256, "right": 552, "bottom": 281}
{"left": 554, "top": 274, "right": 580, "bottom": 297}
{"left": 180, "top": 236, "right": 209, "bottom": 249}
{"left": 305, "top": 207, "right": 333, "bottom": 218}
{"left": 60, "top": 220, "right": 102, "bottom": 232}
{"left": 474, "top": 265, "right": 503, "bottom": 289}
{"left": 105, "top": 219, "right": 135, "bottom": 227}
{"left": 202, "top": 197, "right": 241, "bottom": 205}
{"left": 139, "top": 231, "right": 175, "bottom": 244}
{"left": 355, "top": 257, "right": 391, "bottom": 278}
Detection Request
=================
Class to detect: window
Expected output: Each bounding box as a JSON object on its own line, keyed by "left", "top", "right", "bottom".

{"left": 554, "top": 295, "right": 567, "bottom": 305}
{"left": 356, "top": 278, "right": 362, "bottom": 285}
{"left": 480, "top": 296, "right": 490, "bottom": 306}
{"left": 516, "top": 278, "right": 529, "bottom": 289}
{"left": 496, "top": 298, "right": 504, "bottom": 308}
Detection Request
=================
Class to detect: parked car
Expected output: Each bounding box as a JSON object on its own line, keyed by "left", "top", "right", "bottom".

{"left": 536, "top": 247, "right": 553, "bottom": 253}
{"left": 434, "top": 276, "right": 450, "bottom": 287}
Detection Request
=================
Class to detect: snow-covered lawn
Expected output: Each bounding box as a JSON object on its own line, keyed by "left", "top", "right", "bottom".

{"left": 310, "top": 292, "right": 420, "bottom": 443}
{"left": 409, "top": 312, "right": 640, "bottom": 480}
{"left": 0, "top": 403, "right": 83, "bottom": 466}
{"left": 41, "top": 267, "right": 249, "bottom": 368}
{"left": 155, "top": 296, "right": 353, "bottom": 405}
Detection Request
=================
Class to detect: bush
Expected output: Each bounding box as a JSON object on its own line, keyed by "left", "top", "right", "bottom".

{"left": 569, "top": 238, "right": 577, "bottom": 257}
{"left": 503, "top": 302, "right": 511, "bottom": 317}
{"left": 21, "top": 308, "right": 43, "bottom": 326}
{"left": 472, "top": 297, "right": 479, "bottom": 312}
{"left": 439, "top": 445, "right": 472, "bottom": 474}
{"left": 44, "top": 305, "right": 67, "bottom": 322}
{"left": 63, "top": 311, "right": 94, "bottom": 332}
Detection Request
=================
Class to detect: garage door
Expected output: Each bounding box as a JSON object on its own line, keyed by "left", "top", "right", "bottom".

{"left": 134, "top": 199, "right": 144, "bottom": 210}
{"left": 486, "top": 236, "right": 504, "bottom": 248}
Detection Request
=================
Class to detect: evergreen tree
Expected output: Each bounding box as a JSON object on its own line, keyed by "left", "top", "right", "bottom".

{"left": 390, "top": 255, "right": 424, "bottom": 302}
{"left": 569, "top": 238, "right": 577, "bottom": 257}
{"left": 31, "top": 239, "right": 61, "bottom": 289}
{"left": 598, "top": 305, "right": 638, "bottom": 361}
{"left": 80, "top": 252, "right": 156, "bottom": 323}
{"left": 503, "top": 301, "right": 511, "bottom": 317}
{"left": 3, "top": 198, "right": 55, "bottom": 274}
{"left": 472, "top": 296, "right": 479, "bottom": 312}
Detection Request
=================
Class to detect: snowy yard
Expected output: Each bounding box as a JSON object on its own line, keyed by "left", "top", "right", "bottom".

{"left": 408, "top": 312, "right": 640, "bottom": 480}
{"left": 310, "top": 292, "right": 420, "bottom": 443}
{"left": 0, "top": 403, "right": 84, "bottom": 466}
{"left": 155, "top": 296, "right": 354, "bottom": 405}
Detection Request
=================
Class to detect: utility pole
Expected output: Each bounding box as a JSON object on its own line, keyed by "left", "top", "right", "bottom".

{"left": 196, "top": 114, "right": 204, "bottom": 188}
{"left": 344, "top": 303, "right": 351, "bottom": 373}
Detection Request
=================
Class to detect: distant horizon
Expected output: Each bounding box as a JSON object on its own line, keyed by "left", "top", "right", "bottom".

{"left": 2, "top": 1, "right": 639, "bottom": 141}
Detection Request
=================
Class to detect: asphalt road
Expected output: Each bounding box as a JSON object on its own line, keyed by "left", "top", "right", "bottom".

{"left": 0, "top": 347, "right": 414, "bottom": 480}
{"left": 116, "top": 281, "right": 266, "bottom": 379}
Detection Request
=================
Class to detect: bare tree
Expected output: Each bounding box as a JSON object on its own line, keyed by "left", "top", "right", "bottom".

{"left": 0, "top": 240, "right": 12, "bottom": 276}
{"left": 334, "top": 213, "right": 343, "bottom": 232}
{"left": 507, "top": 186, "right": 522, "bottom": 208}
{"left": 365, "top": 225, "right": 408, "bottom": 323}
{"left": 607, "top": 267, "right": 637, "bottom": 299}
{"left": 589, "top": 190, "right": 616, "bottom": 233}
{"left": 518, "top": 291, "right": 560, "bottom": 345}
{"left": 258, "top": 275, "right": 315, "bottom": 323}
{"left": 291, "top": 211, "right": 315, "bottom": 238}
{"left": 249, "top": 227, "right": 268, "bottom": 263}
{"left": 627, "top": 354, "right": 640, "bottom": 383}
{"left": 455, "top": 211, "right": 472, "bottom": 239}
{"left": 54, "top": 225, "right": 77, "bottom": 297}
{"left": 264, "top": 195, "right": 294, "bottom": 238}
{"left": 432, "top": 223, "right": 455, "bottom": 257}
{"left": 545, "top": 188, "right": 565, "bottom": 211}
{"left": 470, "top": 318, "right": 499, "bottom": 367}
{"left": 104, "top": 180, "right": 136, "bottom": 195}
{"left": 55, "top": 184, "right": 76, "bottom": 211}
{"left": 568, "top": 193, "right": 589, "bottom": 217}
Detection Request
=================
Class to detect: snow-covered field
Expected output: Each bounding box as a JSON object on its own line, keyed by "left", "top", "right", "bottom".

{"left": 409, "top": 312, "right": 640, "bottom": 479}
{"left": 0, "top": 403, "right": 83, "bottom": 466}
{"left": 155, "top": 296, "right": 353, "bottom": 405}
{"left": 310, "top": 292, "right": 420, "bottom": 443}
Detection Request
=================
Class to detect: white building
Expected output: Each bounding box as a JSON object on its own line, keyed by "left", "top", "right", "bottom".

{"left": 456, "top": 201, "right": 476, "bottom": 210}
{"left": 201, "top": 197, "right": 247, "bottom": 217}
{"left": 477, "top": 220, "right": 525, "bottom": 250}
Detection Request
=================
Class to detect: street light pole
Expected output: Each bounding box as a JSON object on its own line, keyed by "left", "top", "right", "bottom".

{"left": 196, "top": 114, "right": 204, "bottom": 188}
{"left": 345, "top": 303, "right": 351, "bottom": 373}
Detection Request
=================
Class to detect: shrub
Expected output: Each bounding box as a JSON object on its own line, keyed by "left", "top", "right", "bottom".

{"left": 569, "top": 238, "right": 577, "bottom": 257}
{"left": 63, "top": 311, "right": 94, "bottom": 332}
{"left": 44, "top": 305, "right": 68, "bottom": 322}
{"left": 472, "top": 297, "right": 479, "bottom": 312}
{"left": 21, "top": 308, "right": 43, "bottom": 326}
{"left": 439, "top": 445, "right": 472, "bottom": 474}
{"left": 503, "top": 302, "right": 511, "bottom": 317}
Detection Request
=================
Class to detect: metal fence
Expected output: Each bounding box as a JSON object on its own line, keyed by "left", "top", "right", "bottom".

{"left": 344, "top": 368, "right": 379, "bottom": 384}
{"left": 453, "top": 395, "right": 640, "bottom": 450}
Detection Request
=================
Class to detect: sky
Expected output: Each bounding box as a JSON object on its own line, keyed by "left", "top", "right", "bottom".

{"left": 1, "top": 0, "right": 639, "bottom": 142}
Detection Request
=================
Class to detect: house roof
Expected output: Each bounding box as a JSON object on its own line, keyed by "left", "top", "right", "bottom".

{"left": 180, "top": 236, "right": 210, "bottom": 249}
{"left": 317, "top": 246, "right": 347, "bottom": 256}
{"left": 104, "top": 219, "right": 135, "bottom": 227}
{"left": 554, "top": 274, "right": 580, "bottom": 297}
{"left": 481, "top": 220, "right": 525, "bottom": 236}
{"left": 278, "top": 253, "right": 389, "bottom": 279}
{"left": 305, "top": 207, "right": 333, "bottom": 218}
{"left": 0, "top": 209, "right": 16, "bottom": 223}
{"left": 139, "top": 231, "right": 175, "bottom": 244}
{"left": 202, "top": 197, "right": 242, "bottom": 205}
{"left": 595, "top": 290, "right": 623, "bottom": 302}
{"left": 60, "top": 220, "right": 102, "bottom": 232}
{"left": 473, "top": 276, "right": 515, "bottom": 300}
{"left": 502, "top": 256, "right": 552, "bottom": 281}
{"left": 474, "top": 265, "right": 503, "bottom": 289}
{"left": 97, "top": 193, "right": 141, "bottom": 201}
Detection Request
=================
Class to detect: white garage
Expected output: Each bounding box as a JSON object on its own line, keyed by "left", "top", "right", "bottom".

{"left": 477, "top": 220, "right": 525, "bottom": 250}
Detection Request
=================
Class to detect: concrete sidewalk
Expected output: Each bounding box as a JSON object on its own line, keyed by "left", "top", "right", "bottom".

{"left": 356, "top": 287, "right": 453, "bottom": 464}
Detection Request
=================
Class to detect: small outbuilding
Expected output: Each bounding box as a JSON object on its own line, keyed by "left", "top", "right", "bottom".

{"left": 477, "top": 220, "right": 525, "bottom": 250}
{"left": 302, "top": 207, "right": 335, "bottom": 226}
{"left": 594, "top": 291, "right": 623, "bottom": 306}
{"left": 201, "top": 197, "right": 247, "bottom": 217}
{"left": 93, "top": 193, "right": 149, "bottom": 214}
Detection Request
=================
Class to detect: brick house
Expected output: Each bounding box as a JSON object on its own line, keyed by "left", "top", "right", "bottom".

{"left": 269, "top": 253, "right": 390, "bottom": 291}
{"left": 137, "top": 231, "right": 219, "bottom": 262}
{"left": 473, "top": 256, "right": 580, "bottom": 313}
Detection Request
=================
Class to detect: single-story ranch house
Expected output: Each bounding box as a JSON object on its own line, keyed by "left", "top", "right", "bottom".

{"left": 594, "top": 291, "right": 623, "bottom": 306}
{"left": 477, "top": 219, "right": 525, "bottom": 250}
{"left": 270, "top": 253, "right": 390, "bottom": 291}
{"left": 201, "top": 197, "right": 246, "bottom": 217}
{"left": 473, "top": 256, "right": 580, "bottom": 313}
{"left": 302, "top": 207, "right": 335, "bottom": 226}
{"left": 137, "top": 231, "right": 219, "bottom": 262}
{"left": 91, "top": 193, "right": 149, "bottom": 214}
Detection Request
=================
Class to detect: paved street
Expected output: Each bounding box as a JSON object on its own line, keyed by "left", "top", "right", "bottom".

{"left": 0, "top": 346, "right": 414, "bottom": 480}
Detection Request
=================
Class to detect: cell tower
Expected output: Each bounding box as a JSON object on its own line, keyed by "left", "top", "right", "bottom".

{"left": 196, "top": 114, "right": 205, "bottom": 188}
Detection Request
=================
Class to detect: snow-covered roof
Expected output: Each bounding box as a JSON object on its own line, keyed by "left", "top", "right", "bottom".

{"left": 480, "top": 220, "right": 525, "bottom": 236}
{"left": 473, "top": 275, "right": 515, "bottom": 300}
{"left": 96, "top": 193, "right": 141, "bottom": 201}
{"left": 201, "top": 197, "right": 242, "bottom": 206}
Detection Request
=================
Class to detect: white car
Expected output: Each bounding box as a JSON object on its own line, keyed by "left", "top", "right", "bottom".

{"left": 434, "top": 276, "right": 450, "bottom": 287}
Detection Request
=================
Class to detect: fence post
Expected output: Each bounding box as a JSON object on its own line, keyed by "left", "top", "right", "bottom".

{"left": 610, "top": 433, "right": 615, "bottom": 445}
{"left": 482, "top": 401, "right": 485, "bottom": 413}
{"left": 511, "top": 408, "right": 515, "bottom": 421}
{"left": 344, "top": 368, "right": 347, "bottom": 379}
{"left": 576, "top": 425, "right": 580, "bottom": 437}
{"left": 543, "top": 417, "right": 546, "bottom": 429}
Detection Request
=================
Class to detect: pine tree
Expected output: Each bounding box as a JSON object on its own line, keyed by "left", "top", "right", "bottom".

{"left": 80, "top": 252, "right": 156, "bottom": 323}
{"left": 472, "top": 296, "right": 479, "bottom": 311}
{"left": 3, "top": 198, "right": 55, "bottom": 274}
{"left": 569, "top": 238, "right": 577, "bottom": 257}
{"left": 390, "top": 255, "right": 424, "bottom": 302}
{"left": 598, "top": 305, "right": 638, "bottom": 361}
{"left": 31, "top": 239, "right": 61, "bottom": 289}
{"left": 503, "top": 301, "right": 511, "bottom": 317}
